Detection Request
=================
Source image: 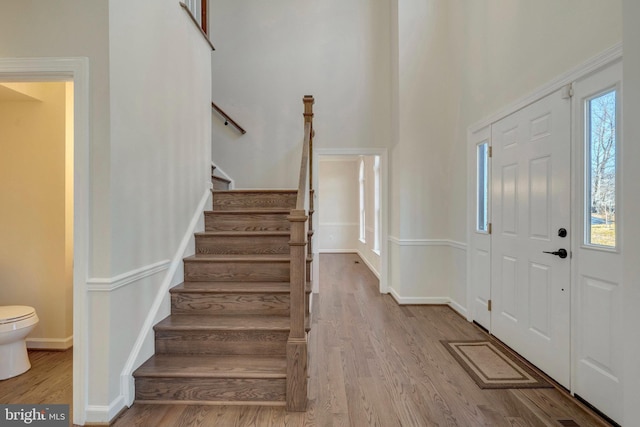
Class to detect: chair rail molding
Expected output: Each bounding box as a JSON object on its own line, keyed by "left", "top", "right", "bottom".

{"left": 388, "top": 236, "right": 467, "bottom": 250}
{"left": 86, "top": 260, "right": 171, "bottom": 292}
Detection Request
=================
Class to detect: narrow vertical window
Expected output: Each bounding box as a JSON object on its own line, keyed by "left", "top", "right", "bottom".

{"left": 359, "top": 158, "right": 366, "bottom": 243}
{"left": 477, "top": 142, "right": 489, "bottom": 232}
{"left": 586, "top": 90, "right": 617, "bottom": 247}
{"left": 373, "top": 156, "right": 381, "bottom": 254}
{"left": 185, "top": 0, "right": 208, "bottom": 33}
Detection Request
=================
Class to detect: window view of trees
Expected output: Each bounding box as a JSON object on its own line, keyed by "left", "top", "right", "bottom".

{"left": 477, "top": 143, "right": 489, "bottom": 232}
{"left": 587, "top": 90, "right": 616, "bottom": 247}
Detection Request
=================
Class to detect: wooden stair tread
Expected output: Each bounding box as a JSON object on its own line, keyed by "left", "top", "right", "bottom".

{"left": 185, "top": 254, "right": 290, "bottom": 262}
{"left": 195, "top": 231, "right": 290, "bottom": 237}
{"left": 155, "top": 314, "right": 310, "bottom": 331}
{"left": 154, "top": 314, "right": 311, "bottom": 331}
{"left": 134, "top": 354, "right": 286, "bottom": 379}
{"left": 205, "top": 209, "right": 291, "bottom": 214}
{"left": 210, "top": 207, "right": 294, "bottom": 213}
{"left": 171, "top": 281, "right": 312, "bottom": 293}
{"left": 213, "top": 189, "right": 296, "bottom": 194}
{"left": 185, "top": 254, "right": 313, "bottom": 262}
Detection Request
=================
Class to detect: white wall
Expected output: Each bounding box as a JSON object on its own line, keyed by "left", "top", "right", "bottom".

{"left": 0, "top": 0, "right": 213, "bottom": 421}
{"left": 210, "top": 0, "right": 623, "bottom": 304}
{"left": 209, "top": 0, "right": 392, "bottom": 189}
{"left": 0, "top": 4, "right": 109, "bottom": 423}
{"left": 622, "top": 0, "right": 640, "bottom": 424}
{"left": 0, "top": 0, "right": 111, "bottom": 278}
{"left": 0, "top": 82, "right": 73, "bottom": 348}
{"left": 103, "top": 0, "right": 212, "bottom": 414}
{"left": 388, "top": 0, "right": 456, "bottom": 302}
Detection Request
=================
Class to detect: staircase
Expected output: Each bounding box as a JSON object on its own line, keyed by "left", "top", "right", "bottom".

{"left": 133, "top": 95, "right": 315, "bottom": 411}
{"left": 133, "top": 189, "right": 312, "bottom": 407}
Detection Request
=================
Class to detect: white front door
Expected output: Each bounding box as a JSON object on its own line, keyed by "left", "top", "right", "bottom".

{"left": 491, "top": 88, "right": 571, "bottom": 388}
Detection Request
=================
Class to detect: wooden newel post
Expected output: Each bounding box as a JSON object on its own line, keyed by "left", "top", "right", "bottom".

{"left": 287, "top": 211, "right": 308, "bottom": 411}
{"left": 286, "top": 95, "right": 314, "bottom": 412}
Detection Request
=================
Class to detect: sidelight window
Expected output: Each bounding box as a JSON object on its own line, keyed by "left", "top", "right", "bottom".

{"left": 585, "top": 90, "right": 617, "bottom": 248}
{"left": 477, "top": 142, "right": 489, "bottom": 233}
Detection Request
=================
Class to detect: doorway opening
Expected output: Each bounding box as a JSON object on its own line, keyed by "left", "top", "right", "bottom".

{"left": 0, "top": 81, "right": 74, "bottom": 352}
{"left": 314, "top": 148, "right": 388, "bottom": 295}
{"left": 0, "top": 57, "right": 90, "bottom": 426}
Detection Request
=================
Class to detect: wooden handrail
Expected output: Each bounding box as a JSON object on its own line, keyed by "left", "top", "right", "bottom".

{"left": 295, "top": 123, "right": 311, "bottom": 210}
{"left": 212, "top": 101, "right": 247, "bottom": 135}
{"left": 287, "top": 95, "right": 314, "bottom": 412}
{"left": 179, "top": 2, "right": 215, "bottom": 51}
{"left": 303, "top": 95, "right": 314, "bottom": 194}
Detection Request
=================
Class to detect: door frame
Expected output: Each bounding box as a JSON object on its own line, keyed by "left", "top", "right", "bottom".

{"left": 314, "top": 147, "right": 389, "bottom": 294}
{"left": 466, "top": 44, "right": 622, "bottom": 388}
{"left": 0, "top": 57, "right": 90, "bottom": 426}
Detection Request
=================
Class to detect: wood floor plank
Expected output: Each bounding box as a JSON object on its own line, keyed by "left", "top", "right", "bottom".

{"left": 109, "top": 253, "right": 611, "bottom": 427}
{"left": 515, "top": 389, "right": 611, "bottom": 427}
{"left": 0, "top": 349, "right": 72, "bottom": 404}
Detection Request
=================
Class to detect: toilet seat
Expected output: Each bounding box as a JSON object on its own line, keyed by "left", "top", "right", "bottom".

{"left": 0, "top": 306, "right": 37, "bottom": 325}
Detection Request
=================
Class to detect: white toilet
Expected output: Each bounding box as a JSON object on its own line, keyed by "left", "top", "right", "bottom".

{"left": 0, "top": 305, "right": 39, "bottom": 380}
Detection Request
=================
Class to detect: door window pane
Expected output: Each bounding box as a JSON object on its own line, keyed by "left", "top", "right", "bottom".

{"left": 586, "top": 90, "right": 617, "bottom": 247}
{"left": 477, "top": 142, "right": 489, "bottom": 232}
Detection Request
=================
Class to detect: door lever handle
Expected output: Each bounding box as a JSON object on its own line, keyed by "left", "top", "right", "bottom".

{"left": 542, "top": 248, "right": 568, "bottom": 259}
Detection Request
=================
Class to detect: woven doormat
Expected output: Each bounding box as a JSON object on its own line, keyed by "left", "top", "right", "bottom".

{"left": 441, "top": 340, "right": 553, "bottom": 389}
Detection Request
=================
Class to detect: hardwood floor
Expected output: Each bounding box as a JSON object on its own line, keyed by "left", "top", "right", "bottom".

{"left": 113, "top": 252, "right": 609, "bottom": 426}
{"left": 0, "top": 348, "right": 74, "bottom": 423}
{"left": 0, "top": 255, "right": 606, "bottom": 426}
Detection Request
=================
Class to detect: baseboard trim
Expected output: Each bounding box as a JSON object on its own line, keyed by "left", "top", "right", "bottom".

{"left": 27, "top": 335, "right": 73, "bottom": 350}
{"left": 388, "top": 287, "right": 450, "bottom": 305}
{"left": 319, "top": 249, "right": 357, "bottom": 253}
{"left": 388, "top": 290, "right": 469, "bottom": 315}
{"left": 87, "top": 260, "right": 170, "bottom": 292}
{"left": 85, "top": 395, "right": 126, "bottom": 425}
{"left": 448, "top": 299, "right": 468, "bottom": 317}
{"left": 356, "top": 250, "right": 380, "bottom": 279}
